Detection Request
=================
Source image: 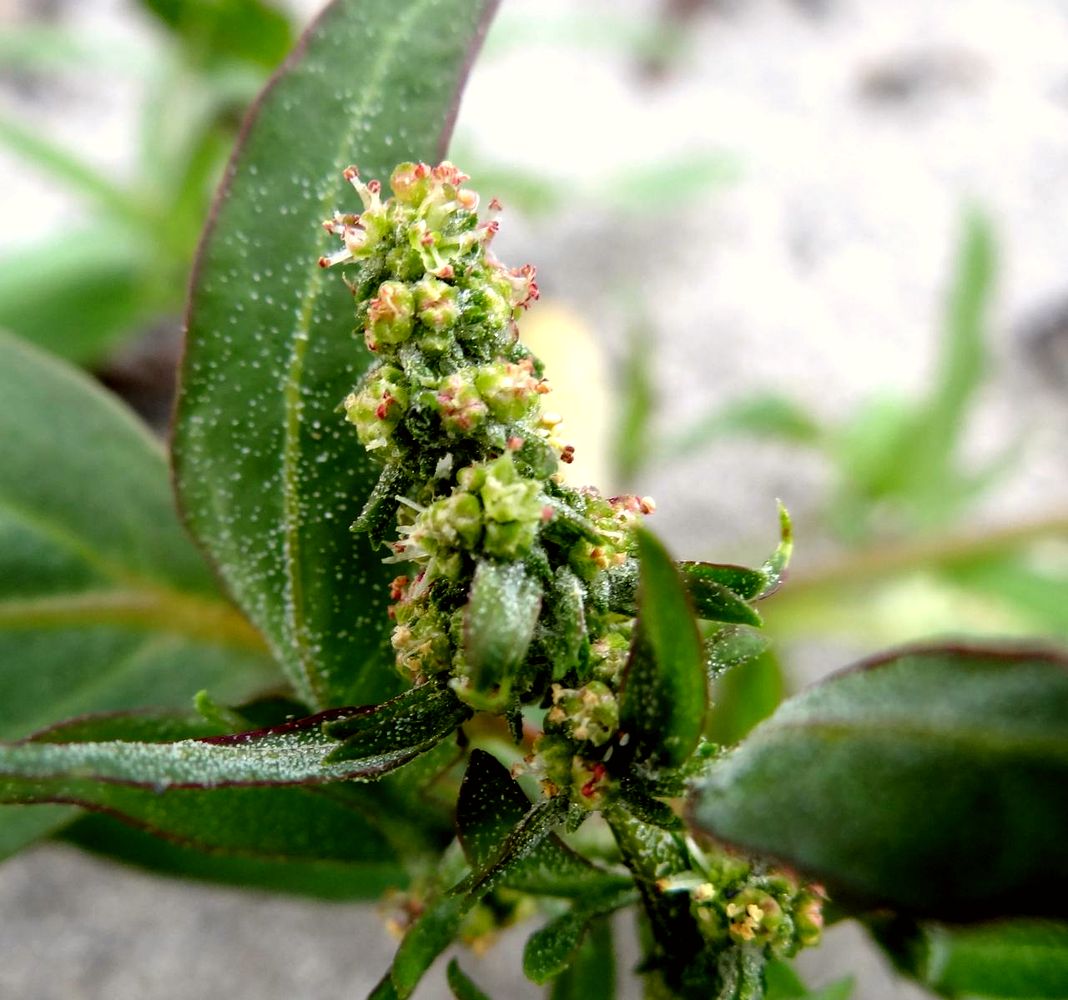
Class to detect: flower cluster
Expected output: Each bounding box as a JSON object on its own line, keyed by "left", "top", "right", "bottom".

{"left": 321, "top": 162, "right": 824, "bottom": 980}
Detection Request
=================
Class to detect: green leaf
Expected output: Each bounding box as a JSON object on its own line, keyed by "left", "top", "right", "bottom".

{"left": 0, "top": 708, "right": 432, "bottom": 800}
{"left": 764, "top": 960, "right": 853, "bottom": 1000}
{"left": 62, "top": 812, "right": 406, "bottom": 900}
{"left": 457, "top": 749, "right": 629, "bottom": 898}
{"left": 613, "top": 317, "right": 656, "bottom": 483}
{"left": 7, "top": 710, "right": 435, "bottom": 898}
{"left": 446, "top": 959, "right": 492, "bottom": 1000}
{"left": 0, "top": 332, "right": 279, "bottom": 855}
{"left": 523, "top": 887, "right": 637, "bottom": 984}
{"left": 666, "top": 392, "right": 824, "bottom": 459}
{"left": 462, "top": 560, "right": 542, "bottom": 708}
{"left": 690, "top": 644, "right": 1068, "bottom": 920}
{"left": 680, "top": 562, "right": 767, "bottom": 601}
{"left": 679, "top": 570, "right": 763, "bottom": 626}
{"left": 0, "top": 230, "right": 168, "bottom": 363}
{"left": 138, "top": 0, "right": 294, "bottom": 68}
{"left": 618, "top": 529, "right": 706, "bottom": 769}
{"left": 549, "top": 917, "right": 615, "bottom": 1000}
{"left": 707, "top": 648, "right": 785, "bottom": 746}
{"left": 323, "top": 681, "right": 471, "bottom": 763}
{"left": 174, "top": 0, "right": 500, "bottom": 710}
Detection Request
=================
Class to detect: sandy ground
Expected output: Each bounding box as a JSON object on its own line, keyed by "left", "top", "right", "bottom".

{"left": 2, "top": 0, "right": 1067, "bottom": 996}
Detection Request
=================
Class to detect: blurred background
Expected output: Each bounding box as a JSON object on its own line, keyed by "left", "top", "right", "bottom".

{"left": 1, "top": 0, "right": 1066, "bottom": 996}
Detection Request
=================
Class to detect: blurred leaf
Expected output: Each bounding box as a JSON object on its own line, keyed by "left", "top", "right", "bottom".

{"left": 666, "top": 393, "right": 823, "bottom": 460}
{"left": 138, "top": 0, "right": 294, "bottom": 68}
{"left": 457, "top": 749, "right": 630, "bottom": 898}
{"left": 618, "top": 530, "right": 706, "bottom": 769}
{"left": 463, "top": 561, "right": 542, "bottom": 708}
{"left": 174, "top": 0, "right": 501, "bottom": 710}
{"left": 603, "top": 152, "right": 739, "bottom": 214}
{"left": 614, "top": 318, "right": 656, "bottom": 484}
{"left": 0, "top": 25, "right": 153, "bottom": 75}
{"left": 870, "top": 916, "right": 1068, "bottom": 999}
{"left": 0, "top": 332, "right": 278, "bottom": 856}
{"left": 906, "top": 209, "right": 996, "bottom": 519}
{"left": 549, "top": 917, "right": 615, "bottom": 1000}
{"left": 946, "top": 551, "right": 1068, "bottom": 637}
{"left": 690, "top": 645, "right": 1068, "bottom": 920}
{"left": 0, "top": 115, "right": 152, "bottom": 231}
{"left": 446, "top": 960, "right": 492, "bottom": 1000}
{"left": 707, "top": 648, "right": 785, "bottom": 746}
{"left": 0, "top": 230, "right": 169, "bottom": 363}
{"left": 764, "top": 960, "right": 854, "bottom": 1000}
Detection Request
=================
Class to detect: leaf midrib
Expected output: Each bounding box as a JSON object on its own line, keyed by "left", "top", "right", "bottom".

{"left": 280, "top": 0, "right": 434, "bottom": 708}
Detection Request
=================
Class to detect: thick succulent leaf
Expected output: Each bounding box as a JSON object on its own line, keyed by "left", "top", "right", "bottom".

{"left": 446, "top": 960, "right": 493, "bottom": 1000}
{"left": 323, "top": 681, "right": 470, "bottom": 763}
{"left": 523, "top": 887, "right": 637, "bottom": 984}
{"left": 0, "top": 708, "right": 431, "bottom": 799}
{"left": 870, "top": 916, "right": 1068, "bottom": 1000}
{"left": 0, "top": 332, "right": 279, "bottom": 856}
{"left": 690, "top": 644, "right": 1068, "bottom": 920}
{"left": 457, "top": 749, "right": 630, "bottom": 898}
{"left": 173, "top": 0, "right": 500, "bottom": 710}
{"left": 391, "top": 797, "right": 566, "bottom": 998}
{"left": 549, "top": 918, "right": 615, "bottom": 1000}
{"left": 618, "top": 529, "right": 706, "bottom": 769}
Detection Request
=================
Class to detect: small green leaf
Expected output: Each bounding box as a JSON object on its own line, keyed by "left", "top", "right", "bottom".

{"left": 680, "top": 562, "right": 767, "bottom": 601}
{"left": 680, "top": 574, "right": 763, "bottom": 627}
{"left": 618, "top": 529, "right": 706, "bottom": 769}
{"left": 446, "top": 959, "right": 492, "bottom": 1000}
{"left": 690, "top": 644, "right": 1068, "bottom": 919}
{"left": 523, "top": 887, "right": 637, "bottom": 984}
{"left": 462, "top": 560, "right": 542, "bottom": 707}
{"left": 765, "top": 959, "right": 853, "bottom": 1000}
{"left": 174, "top": 0, "right": 501, "bottom": 710}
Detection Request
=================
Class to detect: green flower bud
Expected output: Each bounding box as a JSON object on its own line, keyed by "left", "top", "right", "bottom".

{"left": 531, "top": 733, "right": 575, "bottom": 798}
{"left": 475, "top": 358, "right": 543, "bottom": 423}
{"left": 546, "top": 681, "right": 618, "bottom": 747}
{"left": 478, "top": 455, "right": 542, "bottom": 560}
{"left": 434, "top": 372, "right": 488, "bottom": 434}
{"left": 794, "top": 889, "right": 825, "bottom": 949}
{"left": 413, "top": 275, "right": 460, "bottom": 333}
{"left": 725, "top": 889, "right": 783, "bottom": 947}
{"left": 365, "top": 280, "right": 414, "bottom": 351}
{"left": 343, "top": 365, "right": 407, "bottom": 456}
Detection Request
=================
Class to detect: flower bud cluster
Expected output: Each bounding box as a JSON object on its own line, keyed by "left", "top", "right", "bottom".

{"left": 666, "top": 849, "right": 825, "bottom": 958}
{"left": 323, "top": 162, "right": 655, "bottom": 720}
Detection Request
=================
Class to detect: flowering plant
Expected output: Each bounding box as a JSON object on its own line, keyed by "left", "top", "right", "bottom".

{"left": 0, "top": 2, "right": 1064, "bottom": 998}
